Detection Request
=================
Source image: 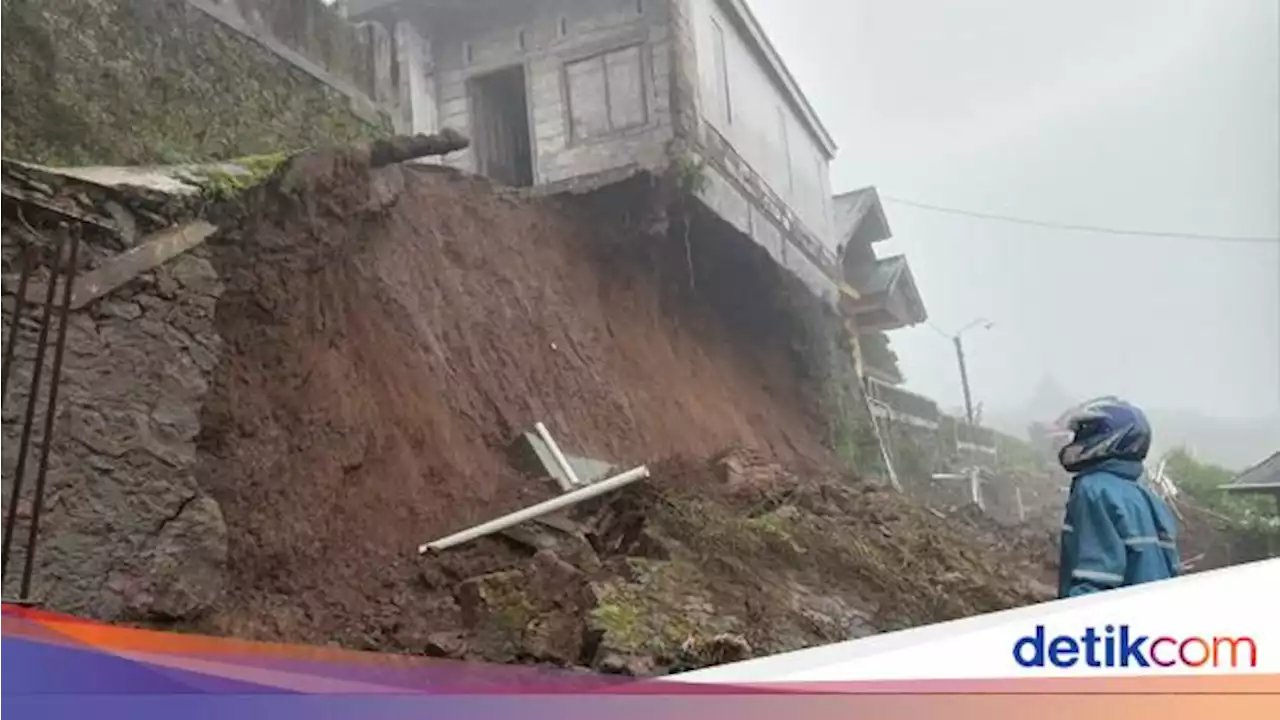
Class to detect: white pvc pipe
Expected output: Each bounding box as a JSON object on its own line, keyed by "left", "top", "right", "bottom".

{"left": 970, "top": 468, "right": 985, "bottom": 510}
{"left": 418, "top": 465, "right": 650, "bottom": 554}
{"left": 534, "top": 421, "right": 580, "bottom": 491}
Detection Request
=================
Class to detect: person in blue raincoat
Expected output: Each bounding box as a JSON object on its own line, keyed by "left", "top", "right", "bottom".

{"left": 1056, "top": 398, "right": 1181, "bottom": 598}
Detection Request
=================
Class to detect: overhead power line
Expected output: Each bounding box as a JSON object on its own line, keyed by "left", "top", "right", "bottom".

{"left": 879, "top": 196, "right": 1280, "bottom": 245}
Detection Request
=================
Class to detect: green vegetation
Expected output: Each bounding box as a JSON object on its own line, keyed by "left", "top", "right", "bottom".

{"left": 787, "top": 295, "right": 881, "bottom": 474}
{"left": 2, "top": 0, "right": 387, "bottom": 168}
{"left": 1165, "top": 449, "right": 1279, "bottom": 559}
{"left": 673, "top": 153, "right": 709, "bottom": 197}
{"left": 188, "top": 152, "right": 290, "bottom": 200}
{"left": 830, "top": 405, "right": 884, "bottom": 474}
{"left": 1167, "top": 449, "right": 1278, "bottom": 530}
{"left": 859, "top": 331, "right": 902, "bottom": 381}
{"left": 589, "top": 558, "right": 735, "bottom": 658}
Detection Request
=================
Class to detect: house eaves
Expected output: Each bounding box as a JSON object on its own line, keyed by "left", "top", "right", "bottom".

{"left": 833, "top": 186, "right": 892, "bottom": 246}
{"left": 842, "top": 254, "right": 929, "bottom": 329}
{"left": 845, "top": 254, "right": 904, "bottom": 298}
{"left": 1218, "top": 451, "right": 1280, "bottom": 493}
{"left": 716, "top": 0, "right": 838, "bottom": 158}
{"left": 883, "top": 254, "right": 928, "bottom": 327}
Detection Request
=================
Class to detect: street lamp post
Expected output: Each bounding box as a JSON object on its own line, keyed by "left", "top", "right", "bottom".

{"left": 931, "top": 318, "right": 994, "bottom": 427}
{"left": 954, "top": 334, "right": 976, "bottom": 426}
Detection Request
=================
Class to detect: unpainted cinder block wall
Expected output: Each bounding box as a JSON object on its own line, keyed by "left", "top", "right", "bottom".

{"left": 684, "top": 0, "right": 835, "bottom": 251}
{"left": 665, "top": 0, "right": 840, "bottom": 306}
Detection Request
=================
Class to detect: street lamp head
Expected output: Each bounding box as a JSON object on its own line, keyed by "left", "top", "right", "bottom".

{"left": 956, "top": 317, "right": 996, "bottom": 336}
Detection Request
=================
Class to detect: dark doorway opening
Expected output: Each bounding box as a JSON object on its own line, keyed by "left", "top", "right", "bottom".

{"left": 469, "top": 65, "right": 534, "bottom": 187}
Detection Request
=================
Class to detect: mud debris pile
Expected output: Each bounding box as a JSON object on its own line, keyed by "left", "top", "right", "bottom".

{"left": 5, "top": 143, "right": 1063, "bottom": 675}
{"left": 194, "top": 156, "right": 1055, "bottom": 661}
{"left": 188, "top": 151, "right": 1056, "bottom": 671}
{"left": 183, "top": 145, "right": 845, "bottom": 655}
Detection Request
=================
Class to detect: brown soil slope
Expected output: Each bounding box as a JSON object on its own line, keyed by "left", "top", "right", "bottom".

{"left": 195, "top": 152, "right": 835, "bottom": 643}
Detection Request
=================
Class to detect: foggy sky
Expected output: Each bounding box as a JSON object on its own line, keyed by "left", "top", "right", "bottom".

{"left": 750, "top": 0, "right": 1280, "bottom": 421}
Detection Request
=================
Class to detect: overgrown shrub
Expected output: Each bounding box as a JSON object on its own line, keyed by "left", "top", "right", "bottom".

{"left": 1166, "top": 449, "right": 1279, "bottom": 560}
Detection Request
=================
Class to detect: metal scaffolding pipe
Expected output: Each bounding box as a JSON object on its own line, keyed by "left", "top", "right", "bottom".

{"left": 419, "top": 465, "right": 650, "bottom": 554}
{"left": 534, "top": 421, "right": 580, "bottom": 491}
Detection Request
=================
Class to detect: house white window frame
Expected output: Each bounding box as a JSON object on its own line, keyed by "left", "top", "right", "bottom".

{"left": 562, "top": 42, "right": 651, "bottom": 145}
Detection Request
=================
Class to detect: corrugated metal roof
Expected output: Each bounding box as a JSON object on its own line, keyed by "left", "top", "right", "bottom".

{"left": 833, "top": 186, "right": 891, "bottom": 246}
{"left": 842, "top": 253, "right": 927, "bottom": 329}
{"left": 1221, "top": 451, "right": 1280, "bottom": 491}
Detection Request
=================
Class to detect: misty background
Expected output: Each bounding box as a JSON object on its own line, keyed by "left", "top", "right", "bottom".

{"left": 749, "top": 0, "right": 1280, "bottom": 468}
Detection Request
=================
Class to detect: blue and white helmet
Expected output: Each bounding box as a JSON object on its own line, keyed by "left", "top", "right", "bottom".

{"left": 1056, "top": 396, "right": 1153, "bottom": 473}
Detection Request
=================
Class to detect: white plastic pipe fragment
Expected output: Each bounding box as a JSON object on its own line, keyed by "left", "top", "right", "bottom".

{"left": 969, "top": 467, "right": 985, "bottom": 510}
{"left": 418, "top": 465, "right": 651, "bottom": 554}
{"left": 534, "top": 421, "right": 580, "bottom": 491}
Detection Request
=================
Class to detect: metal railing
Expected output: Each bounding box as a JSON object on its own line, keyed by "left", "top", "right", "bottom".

{"left": 865, "top": 376, "right": 941, "bottom": 429}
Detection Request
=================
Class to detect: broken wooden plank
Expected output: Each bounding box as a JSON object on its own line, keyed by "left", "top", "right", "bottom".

{"left": 368, "top": 129, "right": 470, "bottom": 167}
{"left": 2, "top": 186, "right": 120, "bottom": 234}
{"left": 24, "top": 220, "right": 218, "bottom": 310}
{"left": 837, "top": 281, "right": 862, "bottom": 302}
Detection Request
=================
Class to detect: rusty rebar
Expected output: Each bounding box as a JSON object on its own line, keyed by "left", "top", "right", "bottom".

{"left": 1, "top": 235, "right": 65, "bottom": 580}
{"left": 20, "top": 231, "right": 81, "bottom": 598}
{"left": 1, "top": 242, "right": 34, "bottom": 398}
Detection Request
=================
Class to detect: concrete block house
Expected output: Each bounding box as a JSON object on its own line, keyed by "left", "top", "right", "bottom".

{"left": 349, "top": 0, "right": 928, "bottom": 316}
{"left": 345, "top": 0, "right": 980, "bottom": 482}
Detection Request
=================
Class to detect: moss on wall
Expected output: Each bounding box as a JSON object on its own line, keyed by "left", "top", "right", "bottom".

{"left": 1, "top": 0, "right": 388, "bottom": 167}
{"left": 781, "top": 282, "right": 880, "bottom": 473}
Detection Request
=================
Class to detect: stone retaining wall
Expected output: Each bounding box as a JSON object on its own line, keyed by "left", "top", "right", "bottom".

{"left": 1, "top": 0, "right": 392, "bottom": 167}
{"left": 2, "top": 196, "right": 227, "bottom": 621}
